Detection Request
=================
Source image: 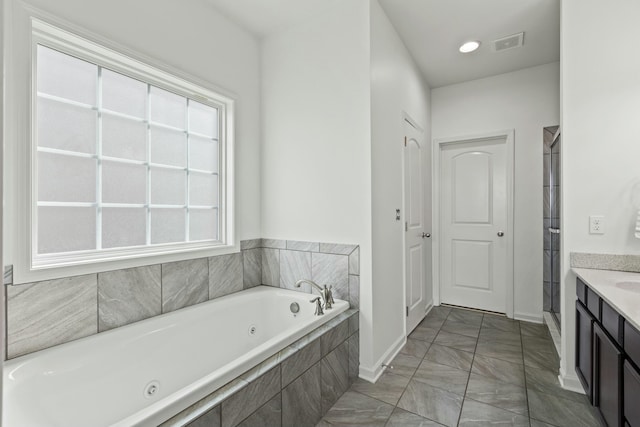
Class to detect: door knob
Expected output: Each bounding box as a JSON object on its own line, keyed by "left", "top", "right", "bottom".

{"left": 421, "top": 232, "right": 431, "bottom": 238}
{"left": 497, "top": 231, "right": 504, "bottom": 237}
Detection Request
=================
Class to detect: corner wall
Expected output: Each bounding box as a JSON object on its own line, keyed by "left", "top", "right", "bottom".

{"left": 432, "top": 62, "right": 560, "bottom": 322}
{"left": 560, "top": 0, "right": 640, "bottom": 389}
{"left": 260, "top": 0, "right": 374, "bottom": 371}
{"left": 369, "top": 0, "right": 431, "bottom": 375}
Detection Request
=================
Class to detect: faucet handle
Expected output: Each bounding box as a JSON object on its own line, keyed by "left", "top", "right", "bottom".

{"left": 310, "top": 296, "right": 324, "bottom": 316}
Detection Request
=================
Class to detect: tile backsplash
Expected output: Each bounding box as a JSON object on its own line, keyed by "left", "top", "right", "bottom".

{"left": 5, "top": 239, "right": 360, "bottom": 359}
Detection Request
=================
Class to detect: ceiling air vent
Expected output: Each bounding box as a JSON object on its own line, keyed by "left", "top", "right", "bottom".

{"left": 493, "top": 32, "right": 524, "bottom": 52}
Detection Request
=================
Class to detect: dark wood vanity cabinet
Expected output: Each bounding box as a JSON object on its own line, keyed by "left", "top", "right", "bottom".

{"left": 593, "top": 322, "right": 623, "bottom": 427}
{"left": 576, "top": 300, "right": 594, "bottom": 402}
{"left": 576, "top": 277, "right": 639, "bottom": 427}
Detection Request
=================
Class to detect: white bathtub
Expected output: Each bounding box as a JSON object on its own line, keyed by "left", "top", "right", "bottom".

{"left": 3, "top": 286, "right": 349, "bottom": 427}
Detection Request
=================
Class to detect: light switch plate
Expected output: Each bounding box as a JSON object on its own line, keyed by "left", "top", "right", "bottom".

{"left": 589, "top": 215, "right": 605, "bottom": 234}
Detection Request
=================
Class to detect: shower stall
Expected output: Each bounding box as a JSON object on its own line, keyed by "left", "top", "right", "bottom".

{"left": 544, "top": 127, "right": 561, "bottom": 329}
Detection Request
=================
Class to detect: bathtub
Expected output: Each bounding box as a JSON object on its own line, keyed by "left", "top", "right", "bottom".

{"left": 3, "top": 285, "right": 349, "bottom": 427}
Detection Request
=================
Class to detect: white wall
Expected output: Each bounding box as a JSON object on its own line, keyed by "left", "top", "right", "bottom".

{"left": 432, "top": 62, "right": 560, "bottom": 321}
{"left": 560, "top": 0, "right": 640, "bottom": 389}
{"left": 369, "top": 0, "right": 431, "bottom": 376}
{"left": 260, "top": 0, "right": 374, "bottom": 368}
{"left": 3, "top": 0, "right": 262, "bottom": 266}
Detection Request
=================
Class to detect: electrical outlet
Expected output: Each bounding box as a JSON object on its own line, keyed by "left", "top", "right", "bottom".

{"left": 590, "top": 215, "right": 605, "bottom": 234}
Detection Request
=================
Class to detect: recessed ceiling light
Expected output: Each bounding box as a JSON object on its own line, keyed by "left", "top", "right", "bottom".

{"left": 459, "top": 41, "right": 480, "bottom": 53}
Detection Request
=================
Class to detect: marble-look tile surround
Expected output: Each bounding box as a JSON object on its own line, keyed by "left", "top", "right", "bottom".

{"left": 241, "top": 238, "right": 360, "bottom": 309}
{"left": 160, "top": 309, "right": 359, "bottom": 427}
{"left": 5, "top": 238, "right": 360, "bottom": 359}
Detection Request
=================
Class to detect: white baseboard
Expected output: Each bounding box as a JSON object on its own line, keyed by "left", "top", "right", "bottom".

{"left": 425, "top": 301, "right": 434, "bottom": 315}
{"left": 558, "top": 367, "right": 585, "bottom": 394}
{"left": 358, "top": 334, "right": 406, "bottom": 383}
{"left": 514, "top": 312, "right": 544, "bottom": 324}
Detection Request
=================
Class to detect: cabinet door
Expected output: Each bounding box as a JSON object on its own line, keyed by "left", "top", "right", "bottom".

{"left": 624, "top": 360, "right": 640, "bottom": 426}
{"left": 594, "top": 322, "right": 624, "bottom": 427}
{"left": 576, "top": 300, "right": 594, "bottom": 402}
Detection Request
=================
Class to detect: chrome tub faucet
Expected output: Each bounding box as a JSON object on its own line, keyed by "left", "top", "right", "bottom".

{"left": 295, "top": 279, "right": 334, "bottom": 314}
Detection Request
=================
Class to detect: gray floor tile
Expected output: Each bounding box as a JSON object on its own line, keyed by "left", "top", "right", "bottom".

{"left": 419, "top": 316, "right": 446, "bottom": 330}
{"left": 459, "top": 398, "right": 529, "bottom": 426}
{"left": 399, "top": 338, "right": 431, "bottom": 359}
{"left": 318, "top": 391, "right": 394, "bottom": 427}
{"left": 385, "top": 408, "right": 444, "bottom": 426}
{"left": 447, "top": 308, "right": 484, "bottom": 325}
{"left": 527, "top": 388, "right": 600, "bottom": 427}
{"left": 471, "top": 354, "right": 525, "bottom": 387}
{"left": 523, "top": 346, "right": 559, "bottom": 371}
{"left": 409, "top": 325, "right": 439, "bottom": 343}
{"left": 529, "top": 419, "right": 557, "bottom": 427}
{"left": 475, "top": 340, "right": 523, "bottom": 365}
{"left": 524, "top": 364, "right": 587, "bottom": 404}
{"left": 427, "top": 306, "right": 451, "bottom": 320}
{"left": 413, "top": 359, "right": 470, "bottom": 396}
{"left": 424, "top": 344, "right": 474, "bottom": 371}
{"left": 433, "top": 330, "right": 477, "bottom": 353}
{"left": 397, "top": 379, "right": 463, "bottom": 427}
{"left": 477, "top": 328, "right": 521, "bottom": 345}
{"left": 465, "top": 373, "right": 528, "bottom": 416}
{"left": 522, "top": 335, "right": 556, "bottom": 355}
{"left": 389, "top": 352, "right": 422, "bottom": 378}
{"left": 481, "top": 315, "right": 521, "bottom": 334}
{"left": 520, "top": 322, "right": 550, "bottom": 338}
{"left": 441, "top": 319, "right": 481, "bottom": 338}
{"left": 350, "top": 372, "right": 410, "bottom": 405}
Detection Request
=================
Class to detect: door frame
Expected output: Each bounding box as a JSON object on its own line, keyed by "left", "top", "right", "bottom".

{"left": 432, "top": 129, "right": 515, "bottom": 318}
{"left": 401, "top": 111, "right": 427, "bottom": 336}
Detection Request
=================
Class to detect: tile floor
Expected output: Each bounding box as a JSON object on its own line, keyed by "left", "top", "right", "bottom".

{"left": 317, "top": 305, "right": 602, "bottom": 427}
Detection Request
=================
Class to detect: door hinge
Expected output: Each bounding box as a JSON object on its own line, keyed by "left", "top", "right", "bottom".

{"left": 406, "top": 306, "right": 409, "bottom": 317}
{"left": 404, "top": 136, "right": 407, "bottom": 147}
{"left": 405, "top": 222, "right": 408, "bottom": 232}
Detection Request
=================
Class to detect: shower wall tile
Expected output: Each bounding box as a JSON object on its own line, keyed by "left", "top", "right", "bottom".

{"left": 162, "top": 258, "right": 209, "bottom": 313}
{"left": 98, "top": 265, "right": 161, "bottom": 332}
{"left": 543, "top": 281, "right": 551, "bottom": 312}
{"left": 4, "top": 265, "right": 13, "bottom": 285}
{"left": 262, "top": 248, "right": 280, "bottom": 287}
{"left": 280, "top": 250, "right": 312, "bottom": 292}
{"left": 543, "top": 250, "right": 551, "bottom": 283}
{"left": 209, "top": 253, "right": 243, "bottom": 299}
{"left": 319, "top": 243, "right": 357, "bottom": 255}
{"left": 243, "top": 248, "right": 262, "bottom": 288}
{"left": 262, "top": 239, "right": 286, "bottom": 249}
{"left": 349, "top": 247, "right": 360, "bottom": 275}
{"left": 543, "top": 186, "right": 550, "bottom": 219}
{"left": 543, "top": 219, "right": 550, "bottom": 250}
{"left": 543, "top": 154, "right": 550, "bottom": 186}
{"left": 312, "top": 253, "right": 349, "bottom": 301}
{"left": 8, "top": 274, "right": 97, "bottom": 358}
{"left": 552, "top": 186, "right": 560, "bottom": 219}
{"left": 286, "top": 240, "right": 319, "bottom": 252}
{"left": 349, "top": 275, "right": 360, "bottom": 309}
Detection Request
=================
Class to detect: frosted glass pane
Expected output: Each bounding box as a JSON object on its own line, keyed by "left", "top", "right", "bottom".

{"left": 189, "top": 136, "right": 218, "bottom": 172}
{"left": 151, "top": 208, "right": 185, "bottom": 244}
{"left": 189, "top": 209, "right": 217, "bottom": 241}
{"left": 151, "top": 168, "right": 186, "bottom": 205}
{"left": 102, "top": 208, "right": 146, "bottom": 248}
{"left": 150, "top": 126, "right": 186, "bottom": 167}
{"left": 189, "top": 173, "right": 217, "bottom": 206}
{"left": 102, "top": 69, "right": 146, "bottom": 118}
{"left": 102, "top": 114, "right": 147, "bottom": 161}
{"left": 102, "top": 161, "right": 146, "bottom": 204}
{"left": 37, "top": 45, "right": 97, "bottom": 105}
{"left": 38, "top": 97, "right": 97, "bottom": 154}
{"left": 189, "top": 101, "right": 218, "bottom": 137}
{"left": 150, "top": 87, "right": 185, "bottom": 129}
{"left": 38, "top": 206, "right": 96, "bottom": 254}
{"left": 38, "top": 152, "right": 96, "bottom": 202}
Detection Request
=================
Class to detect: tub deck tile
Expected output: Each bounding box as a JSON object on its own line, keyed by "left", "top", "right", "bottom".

{"left": 222, "top": 366, "right": 281, "bottom": 427}
{"left": 321, "top": 340, "right": 350, "bottom": 414}
{"left": 209, "top": 253, "right": 243, "bottom": 299}
{"left": 186, "top": 405, "right": 220, "bottom": 427}
{"left": 237, "top": 393, "right": 281, "bottom": 427}
{"left": 162, "top": 258, "right": 209, "bottom": 313}
{"left": 281, "top": 337, "right": 321, "bottom": 387}
{"left": 282, "top": 363, "right": 322, "bottom": 427}
{"left": 320, "top": 318, "right": 349, "bottom": 357}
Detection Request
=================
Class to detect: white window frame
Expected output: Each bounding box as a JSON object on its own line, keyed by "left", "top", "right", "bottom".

{"left": 5, "top": 15, "right": 236, "bottom": 284}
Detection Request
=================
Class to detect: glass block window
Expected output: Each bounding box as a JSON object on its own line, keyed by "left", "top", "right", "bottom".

{"left": 34, "top": 45, "right": 224, "bottom": 260}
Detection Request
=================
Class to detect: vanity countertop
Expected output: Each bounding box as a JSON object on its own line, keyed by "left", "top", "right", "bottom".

{"left": 573, "top": 268, "right": 640, "bottom": 331}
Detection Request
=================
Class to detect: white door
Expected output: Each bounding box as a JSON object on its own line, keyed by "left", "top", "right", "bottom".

{"left": 404, "top": 120, "right": 431, "bottom": 333}
{"left": 440, "top": 137, "right": 510, "bottom": 313}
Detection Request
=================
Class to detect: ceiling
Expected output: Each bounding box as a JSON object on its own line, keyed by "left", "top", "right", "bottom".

{"left": 205, "top": 0, "right": 560, "bottom": 88}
